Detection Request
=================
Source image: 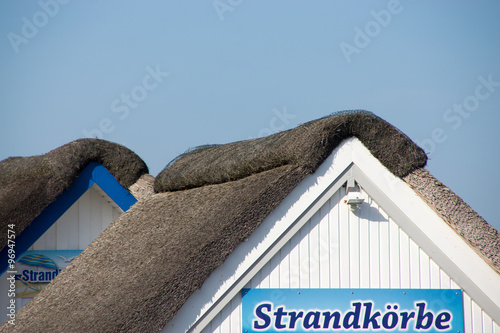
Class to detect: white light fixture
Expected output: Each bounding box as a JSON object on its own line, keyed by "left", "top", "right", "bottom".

{"left": 345, "top": 178, "right": 364, "bottom": 210}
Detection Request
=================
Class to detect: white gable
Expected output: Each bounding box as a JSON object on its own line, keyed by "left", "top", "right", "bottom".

{"left": 201, "top": 188, "right": 498, "bottom": 333}
{"left": 163, "top": 138, "right": 500, "bottom": 333}
{"left": 0, "top": 183, "right": 125, "bottom": 320}
{"left": 30, "top": 183, "right": 123, "bottom": 251}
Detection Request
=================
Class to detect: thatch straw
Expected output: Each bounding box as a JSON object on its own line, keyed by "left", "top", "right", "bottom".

{"left": 404, "top": 168, "right": 500, "bottom": 274}
{"left": 0, "top": 139, "right": 148, "bottom": 252}
{"left": 129, "top": 174, "right": 155, "bottom": 200}
{"left": 155, "top": 111, "right": 427, "bottom": 192}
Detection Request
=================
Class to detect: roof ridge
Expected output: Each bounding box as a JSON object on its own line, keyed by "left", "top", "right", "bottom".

{"left": 154, "top": 111, "right": 427, "bottom": 192}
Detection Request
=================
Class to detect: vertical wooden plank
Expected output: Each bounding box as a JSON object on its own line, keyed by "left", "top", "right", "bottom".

{"left": 299, "top": 220, "right": 311, "bottom": 288}
{"left": 493, "top": 321, "right": 500, "bottom": 333}
{"left": 389, "top": 219, "right": 400, "bottom": 288}
{"left": 289, "top": 232, "right": 300, "bottom": 288}
{"left": 65, "top": 202, "right": 80, "bottom": 249}
{"left": 339, "top": 187, "right": 350, "bottom": 288}
{"left": 329, "top": 193, "right": 341, "bottom": 288}
{"left": 269, "top": 252, "right": 281, "bottom": 288}
{"left": 251, "top": 271, "right": 262, "bottom": 289}
{"left": 259, "top": 262, "right": 271, "bottom": 289}
{"left": 279, "top": 241, "right": 290, "bottom": 289}
{"left": 318, "top": 202, "right": 330, "bottom": 288}
{"left": 229, "top": 296, "right": 241, "bottom": 333}
{"left": 409, "top": 238, "right": 420, "bottom": 288}
{"left": 399, "top": 230, "right": 410, "bottom": 288}
{"left": 90, "top": 186, "right": 102, "bottom": 241}
{"left": 209, "top": 311, "right": 221, "bottom": 333}
{"left": 472, "top": 300, "right": 484, "bottom": 333}
{"left": 369, "top": 203, "right": 380, "bottom": 288}
{"left": 248, "top": 270, "right": 260, "bottom": 289}
{"left": 309, "top": 211, "right": 320, "bottom": 288}
{"left": 429, "top": 259, "right": 441, "bottom": 288}
{"left": 55, "top": 209, "right": 69, "bottom": 251}
{"left": 440, "top": 268, "right": 451, "bottom": 289}
{"left": 419, "top": 249, "right": 431, "bottom": 288}
{"left": 219, "top": 299, "right": 231, "bottom": 333}
{"left": 359, "top": 197, "right": 370, "bottom": 288}
{"left": 43, "top": 222, "right": 57, "bottom": 250}
{"left": 483, "top": 311, "right": 494, "bottom": 333}
{"left": 463, "top": 293, "right": 473, "bottom": 333}
{"left": 349, "top": 207, "right": 360, "bottom": 288}
{"left": 78, "top": 189, "right": 91, "bottom": 249}
{"left": 379, "top": 207, "right": 390, "bottom": 288}
{"left": 101, "top": 198, "right": 113, "bottom": 230}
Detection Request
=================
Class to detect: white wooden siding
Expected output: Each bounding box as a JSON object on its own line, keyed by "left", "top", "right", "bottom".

{"left": 0, "top": 184, "right": 124, "bottom": 321}
{"left": 201, "top": 187, "right": 500, "bottom": 333}
{"left": 30, "top": 184, "right": 122, "bottom": 250}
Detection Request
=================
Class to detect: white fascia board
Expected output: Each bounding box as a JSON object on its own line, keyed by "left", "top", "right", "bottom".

{"left": 350, "top": 138, "right": 500, "bottom": 323}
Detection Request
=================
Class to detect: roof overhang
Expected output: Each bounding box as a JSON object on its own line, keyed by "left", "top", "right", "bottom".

{"left": 164, "top": 137, "right": 500, "bottom": 332}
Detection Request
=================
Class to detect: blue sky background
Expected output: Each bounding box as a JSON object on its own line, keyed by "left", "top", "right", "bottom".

{"left": 1, "top": 1, "right": 499, "bottom": 231}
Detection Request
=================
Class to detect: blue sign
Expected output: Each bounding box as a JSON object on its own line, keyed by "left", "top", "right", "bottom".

{"left": 15, "top": 250, "right": 82, "bottom": 298}
{"left": 242, "top": 289, "right": 464, "bottom": 332}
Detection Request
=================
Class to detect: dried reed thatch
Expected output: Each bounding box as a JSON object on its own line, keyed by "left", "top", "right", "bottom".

{"left": 155, "top": 111, "right": 427, "bottom": 192}
{"left": 404, "top": 168, "right": 500, "bottom": 274}
{"left": 0, "top": 139, "right": 148, "bottom": 252}
{"left": 128, "top": 174, "right": 155, "bottom": 200}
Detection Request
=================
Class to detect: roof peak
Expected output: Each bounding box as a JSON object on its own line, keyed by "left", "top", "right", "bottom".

{"left": 0, "top": 138, "right": 148, "bottom": 253}
{"left": 154, "top": 111, "right": 427, "bottom": 192}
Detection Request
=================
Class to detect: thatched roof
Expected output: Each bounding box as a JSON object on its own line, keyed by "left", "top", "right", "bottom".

{"left": 0, "top": 139, "right": 149, "bottom": 253}
{"left": 155, "top": 111, "right": 427, "bottom": 192}
{"left": 2, "top": 111, "right": 498, "bottom": 332}
{"left": 129, "top": 174, "right": 155, "bottom": 201}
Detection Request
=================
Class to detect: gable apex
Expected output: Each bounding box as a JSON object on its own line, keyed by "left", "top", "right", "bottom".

{"left": 165, "top": 137, "right": 500, "bottom": 332}
{"left": 0, "top": 161, "right": 138, "bottom": 275}
{"left": 0, "top": 138, "right": 148, "bottom": 253}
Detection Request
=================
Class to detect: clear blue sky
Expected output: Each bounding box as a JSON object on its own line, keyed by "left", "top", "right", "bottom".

{"left": 1, "top": 1, "right": 499, "bottom": 231}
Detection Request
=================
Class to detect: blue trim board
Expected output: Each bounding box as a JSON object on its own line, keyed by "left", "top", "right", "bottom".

{"left": 1, "top": 162, "right": 138, "bottom": 275}
{"left": 90, "top": 164, "right": 137, "bottom": 212}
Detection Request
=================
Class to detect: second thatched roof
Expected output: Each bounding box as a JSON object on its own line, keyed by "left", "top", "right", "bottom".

{"left": 0, "top": 139, "right": 148, "bottom": 253}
